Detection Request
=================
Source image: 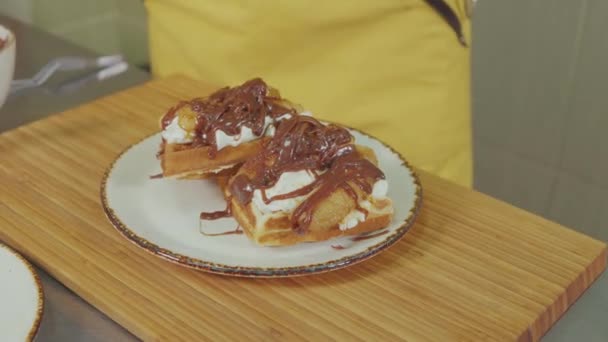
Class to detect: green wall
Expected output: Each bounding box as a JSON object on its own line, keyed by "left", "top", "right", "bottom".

{"left": 1, "top": 0, "right": 148, "bottom": 66}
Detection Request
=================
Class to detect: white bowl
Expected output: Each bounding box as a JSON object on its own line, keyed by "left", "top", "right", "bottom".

{"left": 0, "top": 25, "right": 16, "bottom": 109}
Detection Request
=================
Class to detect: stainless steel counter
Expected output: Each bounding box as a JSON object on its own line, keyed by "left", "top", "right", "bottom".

{"left": 0, "top": 13, "right": 605, "bottom": 342}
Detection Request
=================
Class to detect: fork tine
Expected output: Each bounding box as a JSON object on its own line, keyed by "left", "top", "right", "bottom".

{"left": 9, "top": 81, "right": 36, "bottom": 95}
{"left": 55, "top": 57, "right": 88, "bottom": 71}
{"left": 96, "top": 54, "right": 123, "bottom": 67}
{"left": 31, "top": 60, "right": 61, "bottom": 85}
{"left": 55, "top": 55, "right": 124, "bottom": 71}
{"left": 11, "top": 79, "right": 32, "bottom": 86}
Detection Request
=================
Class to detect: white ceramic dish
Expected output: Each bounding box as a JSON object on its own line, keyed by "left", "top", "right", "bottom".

{"left": 0, "top": 244, "right": 44, "bottom": 341}
{"left": 0, "top": 24, "right": 16, "bottom": 109}
{"left": 102, "top": 130, "right": 422, "bottom": 277}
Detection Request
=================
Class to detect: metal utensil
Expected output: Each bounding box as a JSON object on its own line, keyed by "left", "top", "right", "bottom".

{"left": 55, "top": 61, "right": 129, "bottom": 94}
{"left": 9, "top": 54, "right": 123, "bottom": 94}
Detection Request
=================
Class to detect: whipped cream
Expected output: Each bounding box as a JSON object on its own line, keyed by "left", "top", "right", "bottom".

{"left": 276, "top": 113, "right": 293, "bottom": 121}
{"left": 372, "top": 179, "right": 388, "bottom": 198}
{"left": 214, "top": 114, "right": 295, "bottom": 150}
{"left": 263, "top": 114, "right": 292, "bottom": 137}
{"left": 338, "top": 180, "right": 388, "bottom": 231}
{"left": 252, "top": 170, "right": 316, "bottom": 214}
{"left": 339, "top": 210, "right": 366, "bottom": 231}
{"left": 215, "top": 113, "right": 291, "bottom": 151}
{"left": 250, "top": 173, "right": 388, "bottom": 231}
{"left": 161, "top": 117, "right": 193, "bottom": 144}
{"left": 162, "top": 112, "right": 302, "bottom": 149}
{"left": 215, "top": 125, "right": 259, "bottom": 150}
{"left": 214, "top": 116, "right": 274, "bottom": 150}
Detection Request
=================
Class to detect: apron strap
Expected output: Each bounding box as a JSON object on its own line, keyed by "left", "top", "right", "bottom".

{"left": 424, "top": 0, "right": 468, "bottom": 46}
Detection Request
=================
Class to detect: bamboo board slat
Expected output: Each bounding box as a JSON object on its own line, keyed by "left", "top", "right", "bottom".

{"left": 0, "top": 75, "right": 605, "bottom": 341}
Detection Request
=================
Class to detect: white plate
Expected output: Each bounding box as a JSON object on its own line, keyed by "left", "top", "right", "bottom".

{"left": 0, "top": 244, "right": 43, "bottom": 341}
{"left": 102, "top": 130, "right": 422, "bottom": 277}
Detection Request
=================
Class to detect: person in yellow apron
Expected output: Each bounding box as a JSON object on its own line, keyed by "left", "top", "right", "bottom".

{"left": 145, "top": 0, "right": 472, "bottom": 187}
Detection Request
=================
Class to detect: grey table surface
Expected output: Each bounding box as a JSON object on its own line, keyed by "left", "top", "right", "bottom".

{"left": 0, "top": 13, "right": 606, "bottom": 342}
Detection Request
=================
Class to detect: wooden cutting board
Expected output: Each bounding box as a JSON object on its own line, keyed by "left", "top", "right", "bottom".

{"left": 0, "top": 75, "right": 605, "bottom": 341}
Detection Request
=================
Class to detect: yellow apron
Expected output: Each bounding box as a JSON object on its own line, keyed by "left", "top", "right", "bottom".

{"left": 146, "top": 0, "right": 472, "bottom": 187}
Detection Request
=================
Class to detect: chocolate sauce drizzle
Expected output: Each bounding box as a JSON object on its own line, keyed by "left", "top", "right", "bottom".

{"left": 199, "top": 200, "right": 244, "bottom": 236}
{"left": 351, "top": 229, "right": 389, "bottom": 241}
{"left": 200, "top": 225, "right": 244, "bottom": 237}
{"left": 331, "top": 230, "right": 389, "bottom": 250}
{"left": 160, "top": 78, "right": 297, "bottom": 158}
{"left": 199, "top": 200, "right": 232, "bottom": 220}
{"left": 230, "top": 115, "right": 386, "bottom": 234}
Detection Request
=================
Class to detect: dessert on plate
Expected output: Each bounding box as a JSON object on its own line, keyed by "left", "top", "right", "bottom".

{"left": 157, "top": 78, "right": 302, "bottom": 178}
{"left": 219, "top": 115, "right": 394, "bottom": 246}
